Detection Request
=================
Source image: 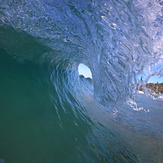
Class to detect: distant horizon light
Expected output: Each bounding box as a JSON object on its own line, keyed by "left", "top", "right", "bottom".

{"left": 147, "top": 75, "right": 163, "bottom": 83}
{"left": 78, "top": 63, "right": 92, "bottom": 79}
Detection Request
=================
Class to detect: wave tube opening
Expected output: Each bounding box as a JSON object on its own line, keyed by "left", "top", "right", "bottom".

{"left": 78, "top": 63, "right": 92, "bottom": 79}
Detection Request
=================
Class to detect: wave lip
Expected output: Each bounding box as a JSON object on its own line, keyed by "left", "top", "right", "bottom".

{"left": 0, "top": 0, "right": 163, "bottom": 107}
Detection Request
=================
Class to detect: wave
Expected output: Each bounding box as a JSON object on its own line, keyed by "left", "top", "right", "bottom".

{"left": 0, "top": 0, "right": 163, "bottom": 162}
{"left": 1, "top": 0, "right": 163, "bottom": 106}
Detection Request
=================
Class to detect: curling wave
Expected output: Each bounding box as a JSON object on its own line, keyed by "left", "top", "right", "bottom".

{"left": 0, "top": 0, "right": 163, "bottom": 162}
{"left": 1, "top": 0, "right": 162, "bottom": 106}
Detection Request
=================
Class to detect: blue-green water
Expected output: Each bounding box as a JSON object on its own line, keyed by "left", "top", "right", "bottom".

{"left": 0, "top": 47, "right": 163, "bottom": 163}
{"left": 0, "top": 0, "right": 163, "bottom": 162}
{"left": 0, "top": 50, "right": 92, "bottom": 163}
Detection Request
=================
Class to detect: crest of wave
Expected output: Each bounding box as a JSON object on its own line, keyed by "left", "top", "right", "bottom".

{"left": 0, "top": 0, "right": 163, "bottom": 108}
{"left": 133, "top": 0, "right": 163, "bottom": 99}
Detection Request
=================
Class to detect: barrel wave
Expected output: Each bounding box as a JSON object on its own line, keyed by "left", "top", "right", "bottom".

{"left": 0, "top": 0, "right": 163, "bottom": 163}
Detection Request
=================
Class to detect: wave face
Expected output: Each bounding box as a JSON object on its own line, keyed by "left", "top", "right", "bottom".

{"left": 0, "top": 0, "right": 163, "bottom": 162}
{"left": 1, "top": 0, "right": 163, "bottom": 105}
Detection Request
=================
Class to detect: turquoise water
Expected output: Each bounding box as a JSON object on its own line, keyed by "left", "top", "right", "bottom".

{"left": 0, "top": 50, "right": 88, "bottom": 162}
{"left": 0, "top": 50, "right": 92, "bottom": 163}
{"left": 0, "top": 49, "right": 163, "bottom": 163}
{"left": 0, "top": 0, "right": 163, "bottom": 162}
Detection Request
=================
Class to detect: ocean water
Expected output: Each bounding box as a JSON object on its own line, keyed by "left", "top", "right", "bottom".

{"left": 0, "top": 0, "right": 163, "bottom": 162}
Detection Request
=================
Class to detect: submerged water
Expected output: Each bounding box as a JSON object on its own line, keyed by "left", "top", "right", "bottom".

{"left": 0, "top": 0, "right": 163, "bottom": 162}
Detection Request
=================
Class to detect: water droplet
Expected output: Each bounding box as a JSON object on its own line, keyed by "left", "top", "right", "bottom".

{"left": 109, "top": 23, "right": 117, "bottom": 30}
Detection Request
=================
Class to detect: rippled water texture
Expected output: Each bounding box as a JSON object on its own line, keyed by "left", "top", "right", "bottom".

{"left": 0, "top": 0, "right": 163, "bottom": 162}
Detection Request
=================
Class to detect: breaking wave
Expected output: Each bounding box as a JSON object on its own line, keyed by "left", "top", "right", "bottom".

{"left": 1, "top": 0, "right": 163, "bottom": 105}
{"left": 0, "top": 0, "right": 163, "bottom": 162}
